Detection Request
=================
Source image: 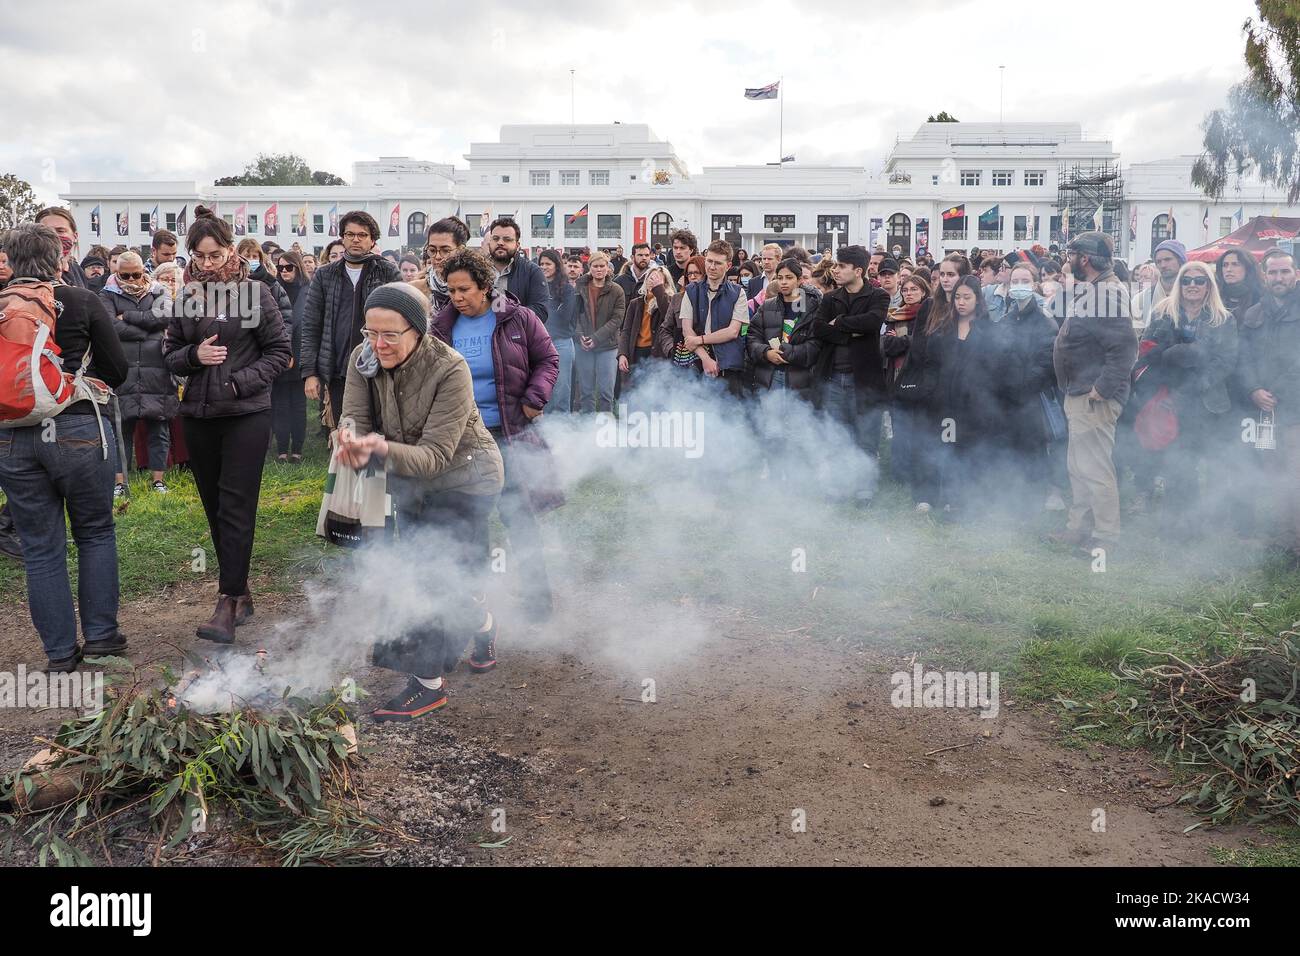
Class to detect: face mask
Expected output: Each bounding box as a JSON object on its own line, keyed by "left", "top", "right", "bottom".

{"left": 740, "top": 276, "right": 750, "bottom": 288}
{"left": 1008, "top": 285, "right": 1035, "bottom": 301}
{"left": 248, "top": 260, "right": 261, "bottom": 272}
{"left": 59, "top": 236, "right": 75, "bottom": 256}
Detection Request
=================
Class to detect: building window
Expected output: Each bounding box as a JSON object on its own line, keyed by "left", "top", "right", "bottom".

{"left": 960, "top": 170, "right": 981, "bottom": 187}
{"left": 1024, "top": 170, "right": 1045, "bottom": 187}
{"left": 711, "top": 214, "right": 742, "bottom": 246}
{"left": 312, "top": 214, "right": 324, "bottom": 234}
{"left": 931, "top": 174, "right": 940, "bottom": 186}
{"left": 764, "top": 214, "right": 796, "bottom": 232}
{"left": 590, "top": 169, "right": 609, "bottom": 186}
{"left": 529, "top": 170, "right": 550, "bottom": 187}
{"left": 165, "top": 212, "right": 177, "bottom": 232}
{"left": 630, "top": 174, "right": 638, "bottom": 182}
{"left": 1151, "top": 213, "right": 1175, "bottom": 245}
{"left": 501, "top": 175, "right": 510, "bottom": 184}
{"left": 247, "top": 213, "right": 258, "bottom": 234}
{"left": 531, "top": 213, "right": 553, "bottom": 239}
{"left": 1013, "top": 216, "right": 1041, "bottom": 241}
{"left": 560, "top": 170, "right": 580, "bottom": 187}
{"left": 564, "top": 215, "right": 587, "bottom": 240}
{"left": 651, "top": 212, "right": 674, "bottom": 248}
{"left": 978, "top": 217, "right": 1004, "bottom": 241}
{"left": 224, "top": 214, "right": 235, "bottom": 228}
{"left": 596, "top": 214, "right": 621, "bottom": 239}
{"left": 817, "top": 215, "right": 849, "bottom": 251}
{"left": 942, "top": 216, "right": 967, "bottom": 240}
{"left": 992, "top": 170, "right": 1013, "bottom": 187}
{"left": 138, "top": 213, "right": 149, "bottom": 233}
{"left": 1219, "top": 216, "right": 1233, "bottom": 235}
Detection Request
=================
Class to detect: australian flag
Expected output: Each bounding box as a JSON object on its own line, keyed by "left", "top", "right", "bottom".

{"left": 744, "top": 82, "right": 779, "bottom": 100}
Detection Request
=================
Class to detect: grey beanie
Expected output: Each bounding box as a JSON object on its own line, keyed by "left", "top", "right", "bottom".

{"left": 364, "top": 281, "right": 430, "bottom": 335}
{"left": 1153, "top": 239, "right": 1187, "bottom": 264}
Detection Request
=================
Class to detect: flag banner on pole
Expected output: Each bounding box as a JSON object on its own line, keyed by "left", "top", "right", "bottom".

{"left": 869, "top": 217, "right": 883, "bottom": 250}
{"left": 565, "top": 203, "right": 589, "bottom": 226}
{"left": 149, "top": 205, "right": 159, "bottom": 235}
{"left": 388, "top": 203, "right": 400, "bottom": 237}
{"left": 780, "top": 154, "right": 795, "bottom": 163}
{"left": 234, "top": 203, "right": 247, "bottom": 236}
{"left": 264, "top": 203, "right": 279, "bottom": 237}
{"left": 328, "top": 204, "right": 338, "bottom": 237}
{"left": 90, "top": 205, "right": 101, "bottom": 237}
{"left": 177, "top": 205, "right": 188, "bottom": 234}
{"left": 1092, "top": 204, "right": 1103, "bottom": 232}
{"left": 978, "top": 205, "right": 999, "bottom": 230}
{"left": 916, "top": 218, "right": 929, "bottom": 253}
{"left": 1234, "top": 206, "right": 1244, "bottom": 227}
{"left": 454, "top": 203, "right": 462, "bottom": 220}
{"left": 543, "top": 205, "right": 555, "bottom": 229}
{"left": 1202, "top": 207, "right": 1209, "bottom": 241}
{"left": 941, "top": 204, "right": 965, "bottom": 221}
{"left": 1129, "top": 205, "right": 1137, "bottom": 241}
{"left": 116, "top": 211, "right": 127, "bottom": 236}
{"left": 295, "top": 204, "right": 307, "bottom": 237}
{"left": 744, "top": 82, "right": 779, "bottom": 100}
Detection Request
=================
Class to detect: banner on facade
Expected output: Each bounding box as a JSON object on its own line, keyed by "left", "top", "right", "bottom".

{"left": 868, "top": 217, "right": 883, "bottom": 251}
{"left": 265, "top": 203, "right": 279, "bottom": 237}
{"left": 328, "top": 204, "right": 338, "bottom": 237}
{"left": 915, "top": 217, "right": 929, "bottom": 255}
{"left": 90, "top": 205, "right": 101, "bottom": 237}
{"left": 388, "top": 203, "right": 400, "bottom": 237}
{"left": 234, "top": 203, "right": 247, "bottom": 236}
{"left": 634, "top": 216, "right": 647, "bottom": 245}
{"left": 296, "top": 204, "right": 308, "bottom": 237}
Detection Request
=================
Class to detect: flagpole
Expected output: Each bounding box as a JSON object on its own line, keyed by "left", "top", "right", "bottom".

{"left": 779, "top": 75, "right": 784, "bottom": 167}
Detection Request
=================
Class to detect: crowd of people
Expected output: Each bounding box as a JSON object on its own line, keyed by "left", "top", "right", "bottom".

{"left": 1, "top": 203, "right": 1298, "bottom": 721}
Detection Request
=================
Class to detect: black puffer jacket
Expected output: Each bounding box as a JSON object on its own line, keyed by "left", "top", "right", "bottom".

{"left": 275, "top": 278, "right": 308, "bottom": 382}
{"left": 989, "top": 297, "right": 1060, "bottom": 447}
{"left": 300, "top": 255, "right": 401, "bottom": 383}
{"left": 99, "top": 276, "right": 178, "bottom": 421}
{"left": 746, "top": 285, "right": 823, "bottom": 389}
{"left": 162, "top": 279, "right": 291, "bottom": 418}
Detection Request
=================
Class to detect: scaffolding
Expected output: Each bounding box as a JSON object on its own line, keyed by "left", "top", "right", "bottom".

{"left": 1055, "top": 161, "right": 1124, "bottom": 248}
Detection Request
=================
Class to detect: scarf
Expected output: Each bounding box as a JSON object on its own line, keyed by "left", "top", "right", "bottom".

{"left": 355, "top": 339, "right": 380, "bottom": 379}
{"left": 183, "top": 252, "right": 247, "bottom": 285}
{"left": 427, "top": 268, "right": 451, "bottom": 312}
{"left": 885, "top": 300, "right": 922, "bottom": 375}
{"left": 343, "top": 249, "right": 377, "bottom": 265}
{"left": 118, "top": 274, "right": 153, "bottom": 298}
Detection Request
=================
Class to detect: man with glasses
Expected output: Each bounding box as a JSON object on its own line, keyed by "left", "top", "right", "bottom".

{"left": 300, "top": 211, "right": 401, "bottom": 424}
{"left": 481, "top": 217, "right": 550, "bottom": 323}
{"left": 1051, "top": 231, "right": 1138, "bottom": 557}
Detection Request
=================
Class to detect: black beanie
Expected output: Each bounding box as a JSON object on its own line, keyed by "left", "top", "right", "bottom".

{"left": 364, "top": 282, "right": 430, "bottom": 336}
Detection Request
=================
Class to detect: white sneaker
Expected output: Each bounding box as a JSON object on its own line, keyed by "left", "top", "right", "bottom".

{"left": 915, "top": 502, "right": 932, "bottom": 514}
{"left": 1044, "top": 490, "right": 1065, "bottom": 511}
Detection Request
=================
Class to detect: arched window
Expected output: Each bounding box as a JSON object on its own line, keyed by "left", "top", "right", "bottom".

{"left": 887, "top": 213, "right": 911, "bottom": 255}
{"left": 651, "top": 212, "right": 673, "bottom": 249}
{"left": 1151, "top": 213, "right": 1175, "bottom": 246}
{"left": 406, "top": 211, "right": 427, "bottom": 249}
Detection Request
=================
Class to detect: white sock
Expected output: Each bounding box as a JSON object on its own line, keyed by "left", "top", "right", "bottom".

{"left": 416, "top": 675, "right": 442, "bottom": 690}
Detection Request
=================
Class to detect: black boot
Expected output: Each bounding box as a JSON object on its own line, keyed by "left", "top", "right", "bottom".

{"left": 197, "top": 595, "right": 237, "bottom": 644}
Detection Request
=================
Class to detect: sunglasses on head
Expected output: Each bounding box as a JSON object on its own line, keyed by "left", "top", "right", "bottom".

{"left": 1180, "top": 275, "right": 1210, "bottom": 287}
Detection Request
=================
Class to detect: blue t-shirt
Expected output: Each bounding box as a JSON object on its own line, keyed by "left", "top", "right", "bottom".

{"left": 452, "top": 309, "right": 500, "bottom": 429}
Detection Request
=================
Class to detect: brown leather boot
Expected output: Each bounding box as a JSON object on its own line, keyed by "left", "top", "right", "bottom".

{"left": 197, "top": 595, "right": 237, "bottom": 644}
{"left": 234, "top": 592, "right": 254, "bottom": 626}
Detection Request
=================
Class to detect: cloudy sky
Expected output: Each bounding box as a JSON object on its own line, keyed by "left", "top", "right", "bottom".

{"left": 1, "top": 0, "right": 1259, "bottom": 203}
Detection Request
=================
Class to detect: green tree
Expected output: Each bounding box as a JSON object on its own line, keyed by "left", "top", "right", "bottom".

{"left": 0, "top": 173, "right": 42, "bottom": 230}
{"left": 214, "top": 153, "right": 347, "bottom": 187}
{"left": 927, "top": 111, "right": 959, "bottom": 123}
{"left": 1193, "top": 1, "right": 1300, "bottom": 202}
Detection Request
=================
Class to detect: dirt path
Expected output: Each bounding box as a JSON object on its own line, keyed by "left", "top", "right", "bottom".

{"left": 0, "top": 582, "right": 1252, "bottom": 866}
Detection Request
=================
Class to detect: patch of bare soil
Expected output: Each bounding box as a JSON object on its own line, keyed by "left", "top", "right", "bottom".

{"left": 0, "top": 581, "right": 1253, "bottom": 866}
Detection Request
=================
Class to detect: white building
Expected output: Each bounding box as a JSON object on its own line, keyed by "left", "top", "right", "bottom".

{"left": 60, "top": 121, "right": 1300, "bottom": 264}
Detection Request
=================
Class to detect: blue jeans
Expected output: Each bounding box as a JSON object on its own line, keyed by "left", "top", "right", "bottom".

{"left": 0, "top": 416, "right": 121, "bottom": 661}
{"left": 575, "top": 347, "right": 618, "bottom": 413}
{"left": 821, "top": 371, "right": 885, "bottom": 502}
{"left": 550, "top": 337, "right": 575, "bottom": 414}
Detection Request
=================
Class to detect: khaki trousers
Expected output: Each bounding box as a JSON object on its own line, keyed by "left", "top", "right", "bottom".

{"left": 1064, "top": 392, "right": 1123, "bottom": 542}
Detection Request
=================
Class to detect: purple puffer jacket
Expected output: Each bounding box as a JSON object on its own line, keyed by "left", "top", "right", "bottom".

{"left": 432, "top": 291, "right": 564, "bottom": 514}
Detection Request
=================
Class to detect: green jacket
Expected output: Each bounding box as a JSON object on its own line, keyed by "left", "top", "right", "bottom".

{"left": 340, "top": 336, "right": 504, "bottom": 502}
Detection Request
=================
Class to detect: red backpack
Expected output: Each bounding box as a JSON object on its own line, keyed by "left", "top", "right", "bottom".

{"left": 0, "top": 279, "right": 105, "bottom": 427}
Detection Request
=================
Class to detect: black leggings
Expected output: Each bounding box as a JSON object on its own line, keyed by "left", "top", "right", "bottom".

{"left": 271, "top": 378, "right": 307, "bottom": 454}
{"left": 183, "top": 411, "right": 272, "bottom": 596}
{"left": 374, "top": 490, "right": 497, "bottom": 678}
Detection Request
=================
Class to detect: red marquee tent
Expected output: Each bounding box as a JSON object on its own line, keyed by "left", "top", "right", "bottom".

{"left": 1187, "top": 216, "right": 1300, "bottom": 262}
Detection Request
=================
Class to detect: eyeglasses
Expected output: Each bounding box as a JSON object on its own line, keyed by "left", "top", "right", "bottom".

{"left": 342, "top": 231, "right": 371, "bottom": 241}
{"left": 190, "top": 250, "right": 227, "bottom": 264}
{"left": 361, "top": 328, "right": 413, "bottom": 346}
{"left": 425, "top": 245, "right": 457, "bottom": 258}
{"left": 1179, "top": 275, "right": 1210, "bottom": 287}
